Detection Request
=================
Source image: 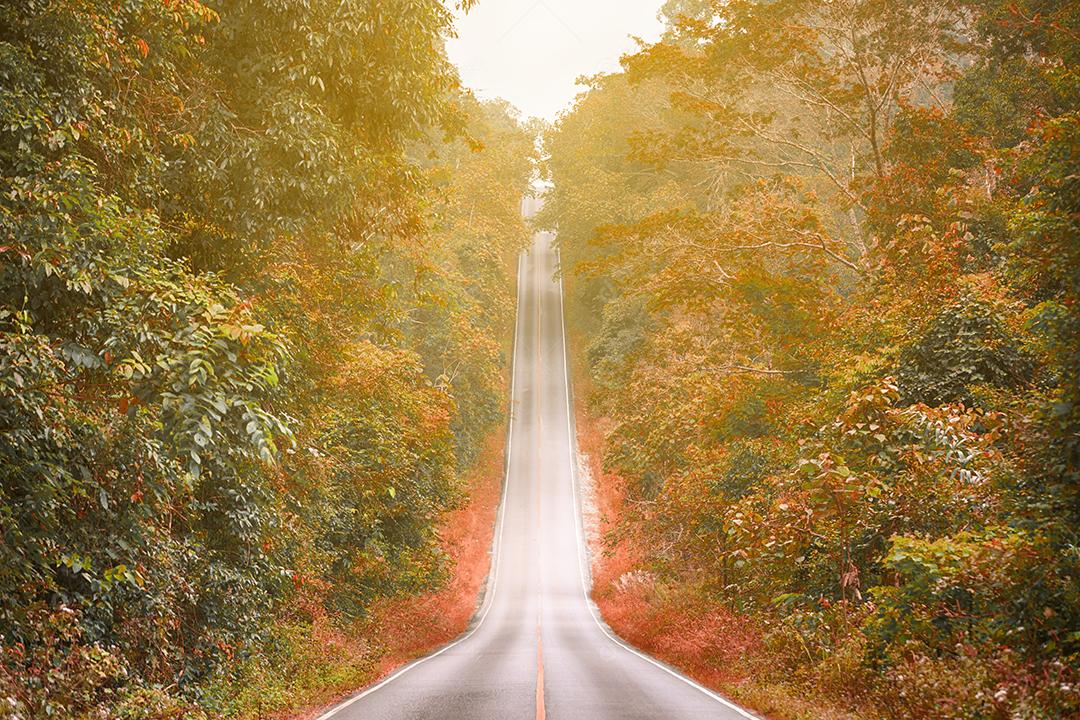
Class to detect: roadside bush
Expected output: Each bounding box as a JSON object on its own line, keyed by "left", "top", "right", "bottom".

{"left": 897, "top": 298, "right": 1034, "bottom": 406}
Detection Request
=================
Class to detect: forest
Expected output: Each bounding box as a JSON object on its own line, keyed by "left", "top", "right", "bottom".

{"left": 2, "top": 0, "right": 1078, "bottom": 718}
{"left": 0, "top": 0, "right": 532, "bottom": 717}
{"left": 541, "top": 0, "right": 1078, "bottom": 718}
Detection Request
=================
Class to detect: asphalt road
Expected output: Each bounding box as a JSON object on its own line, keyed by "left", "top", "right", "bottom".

{"left": 317, "top": 233, "right": 757, "bottom": 720}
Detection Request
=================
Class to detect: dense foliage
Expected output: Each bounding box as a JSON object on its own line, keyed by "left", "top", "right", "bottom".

{"left": 0, "top": 1, "right": 532, "bottom": 716}
{"left": 542, "top": 0, "right": 1079, "bottom": 716}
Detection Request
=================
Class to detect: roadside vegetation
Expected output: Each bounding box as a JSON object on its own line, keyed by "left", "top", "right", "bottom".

{"left": 0, "top": 1, "right": 532, "bottom": 717}
{"left": 542, "top": 1, "right": 1079, "bottom": 718}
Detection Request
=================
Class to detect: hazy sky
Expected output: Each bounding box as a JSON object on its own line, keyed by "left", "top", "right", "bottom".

{"left": 447, "top": 1, "right": 666, "bottom": 121}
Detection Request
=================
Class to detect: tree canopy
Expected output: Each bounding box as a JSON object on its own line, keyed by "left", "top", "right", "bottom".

{"left": 542, "top": 1, "right": 1079, "bottom": 716}
{"left": 0, "top": 1, "right": 532, "bottom": 716}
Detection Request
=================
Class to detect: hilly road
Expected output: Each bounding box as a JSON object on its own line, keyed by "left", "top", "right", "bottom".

{"left": 316, "top": 232, "right": 758, "bottom": 720}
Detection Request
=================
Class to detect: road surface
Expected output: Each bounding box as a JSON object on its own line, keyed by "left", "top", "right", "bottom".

{"left": 317, "top": 233, "right": 757, "bottom": 720}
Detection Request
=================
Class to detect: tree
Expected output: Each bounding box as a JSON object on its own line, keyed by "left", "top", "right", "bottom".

{"left": 543, "top": 1, "right": 1080, "bottom": 716}
{"left": 0, "top": 1, "right": 534, "bottom": 715}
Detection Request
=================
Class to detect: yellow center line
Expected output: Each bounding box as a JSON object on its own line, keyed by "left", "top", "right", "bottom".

{"left": 534, "top": 245, "right": 547, "bottom": 720}
{"left": 535, "top": 621, "right": 546, "bottom": 720}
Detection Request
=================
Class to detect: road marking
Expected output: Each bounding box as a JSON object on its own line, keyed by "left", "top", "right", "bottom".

{"left": 312, "top": 251, "right": 527, "bottom": 720}
{"left": 313, "top": 236, "right": 764, "bottom": 720}
{"left": 553, "top": 242, "right": 763, "bottom": 720}
{"left": 534, "top": 234, "right": 547, "bottom": 720}
{"left": 535, "top": 623, "right": 546, "bottom": 720}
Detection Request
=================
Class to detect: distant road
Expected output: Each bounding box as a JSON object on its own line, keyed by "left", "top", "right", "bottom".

{"left": 316, "top": 233, "right": 757, "bottom": 719}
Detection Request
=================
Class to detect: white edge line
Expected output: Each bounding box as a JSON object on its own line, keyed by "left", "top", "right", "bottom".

{"left": 314, "top": 251, "right": 526, "bottom": 720}
{"left": 554, "top": 242, "right": 762, "bottom": 720}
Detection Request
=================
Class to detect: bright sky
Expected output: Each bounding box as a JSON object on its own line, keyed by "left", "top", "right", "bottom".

{"left": 447, "top": 0, "right": 666, "bottom": 121}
